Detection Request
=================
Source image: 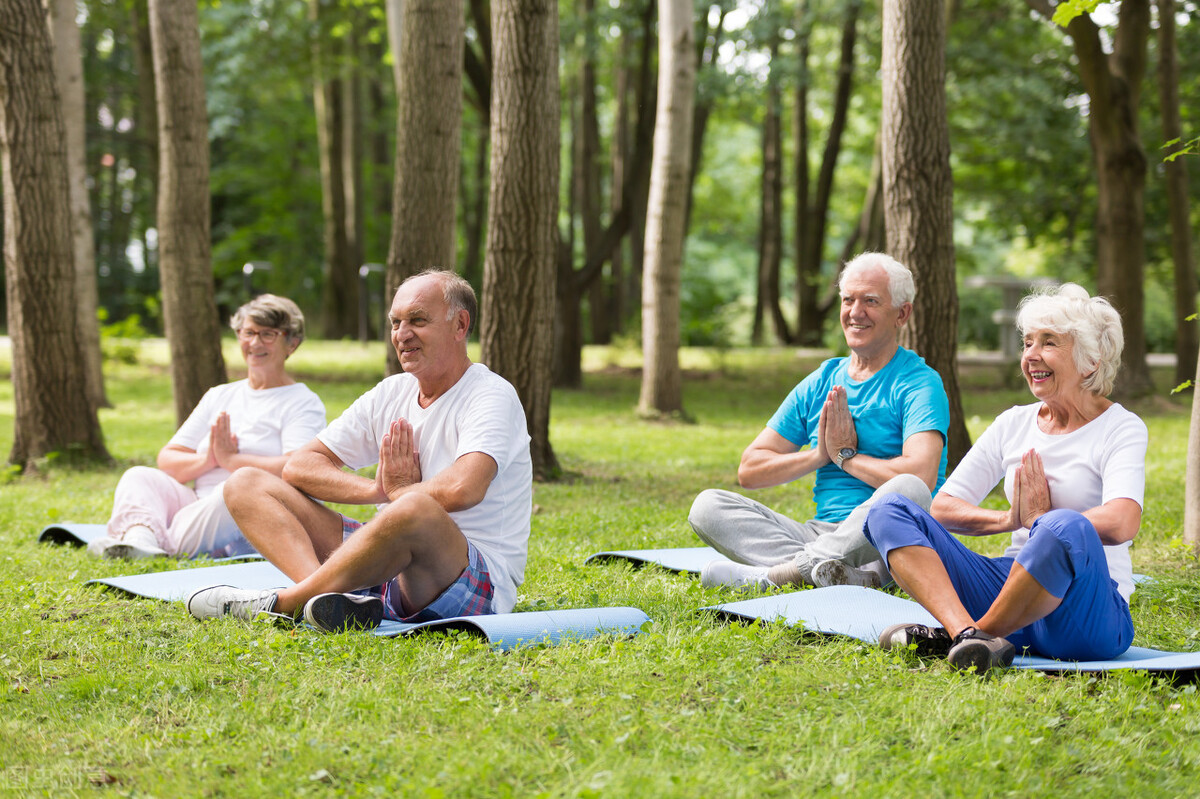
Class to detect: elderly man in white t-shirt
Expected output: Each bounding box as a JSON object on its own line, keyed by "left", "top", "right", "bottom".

{"left": 186, "top": 270, "right": 533, "bottom": 632}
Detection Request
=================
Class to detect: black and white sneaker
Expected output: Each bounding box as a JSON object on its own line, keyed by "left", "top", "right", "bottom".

{"left": 187, "top": 585, "right": 280, "bottom": 621}
{"left": 879, "top": 622, "right": 954, "bottom": 657}
{"left": 303, "top": 593, "right": 385, "bottom": 633}
{"left": 947, "top": 627, "right": 1015, "bottom": 674}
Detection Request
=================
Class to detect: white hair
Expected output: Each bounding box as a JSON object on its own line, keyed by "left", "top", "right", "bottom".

{"left": 838, "top": 252, "right": 916, "bottom": 307}
{"left": 1016, "top": 282, "right": 1123, "bottom": 396}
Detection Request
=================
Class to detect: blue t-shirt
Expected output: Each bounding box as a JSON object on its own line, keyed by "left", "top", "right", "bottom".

{"left": 767, "top": 347, "right": 950, "bottom": 523}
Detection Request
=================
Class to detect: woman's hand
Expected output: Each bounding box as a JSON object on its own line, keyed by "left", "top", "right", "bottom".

{"left": 209, "top": 412, "right": 240, "bottom": 470}
{"left": 1013, "top": 449, "right": 1052, "bottom": 529}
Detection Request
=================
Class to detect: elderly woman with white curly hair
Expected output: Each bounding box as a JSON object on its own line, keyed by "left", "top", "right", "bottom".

{"left": 864, "top": 283, "right": 1148, "bottom": 674}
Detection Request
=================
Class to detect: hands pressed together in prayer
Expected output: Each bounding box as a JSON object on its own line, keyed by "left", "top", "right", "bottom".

{"left": 1008, "top": 448, "right": 1052, "bottom": 531}
{"left": 209, "top": 412, "right": 239, "bottom": 470}
{"left": 376, "top": 418, "right": 422, "bottom": 502}
{"left": 818, "top": 385, "right": 858, "bottom": 464}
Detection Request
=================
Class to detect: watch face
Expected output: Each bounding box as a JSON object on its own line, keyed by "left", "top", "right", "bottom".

{"left": 839, "top": 448, "right": 856, "bottom": 459}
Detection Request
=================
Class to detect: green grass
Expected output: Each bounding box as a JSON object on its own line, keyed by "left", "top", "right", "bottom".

{"left": 2, "top": 342, "right": 1200, "bottom": 796}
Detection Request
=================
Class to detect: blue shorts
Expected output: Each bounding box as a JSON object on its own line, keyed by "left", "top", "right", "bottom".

{"left": 340, "top": 515, "right": 495, "bottom": 623}
{"left": 863, "top": 494, "right": 1133, "bottom": 661}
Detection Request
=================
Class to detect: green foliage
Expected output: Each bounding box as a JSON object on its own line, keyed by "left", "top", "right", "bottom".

{"left": 1051, "top": 0, "right": 1106, "bottom": 27}
{"left": 1, "top": 345, "right": 1199, "bottom": 795}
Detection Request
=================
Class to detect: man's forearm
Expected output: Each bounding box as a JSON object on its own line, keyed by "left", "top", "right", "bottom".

{"left": 283, "top": 452, "right": 383, "bottom": 505}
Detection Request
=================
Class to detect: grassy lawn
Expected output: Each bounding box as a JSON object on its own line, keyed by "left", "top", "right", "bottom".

{"left": 2, "top": 340, "right": 1200, "bottom": 796}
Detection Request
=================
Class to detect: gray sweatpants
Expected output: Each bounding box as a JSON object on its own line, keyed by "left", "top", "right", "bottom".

{"left": 687, "top": 474, "right": 933, "bottom": 583}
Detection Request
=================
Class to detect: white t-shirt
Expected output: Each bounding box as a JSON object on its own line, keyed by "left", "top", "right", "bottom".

{"left": 317, "top": 363, "right": 533, "bottom": 614}
{"left": 169, "top": 380, "right": 327, "bottom": 498}
{"left": 938, "top": 402, "right": 1148, "bottom": 601}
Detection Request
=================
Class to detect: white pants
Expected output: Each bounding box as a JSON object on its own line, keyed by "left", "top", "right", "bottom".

{"left": 105, "top": 466, "right": 253, "bottom": 558}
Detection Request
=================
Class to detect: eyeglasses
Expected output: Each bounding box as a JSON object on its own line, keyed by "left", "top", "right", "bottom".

{"left": 237, "top": 327, "right": 283, "bottom": 343}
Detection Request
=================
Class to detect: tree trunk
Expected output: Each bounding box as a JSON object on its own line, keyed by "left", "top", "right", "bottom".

{"left": 149, "top": 0, "right": 226, "bottom": 426}
{"left": 1185, "top": 342, "right": 1200, "bottom": 552}
{"left": 46, "top": 0, "right": 109, "bottom": 412}
{"left": 757, "top": 34, "right": 789, "bottom": 346}
{"left": 1029, "top": 0, "right": 1154, "bottom": 397}
{"left": 579, "top": 0, "right": 610, "bottom": 347}
{"left": 682, "top": 3, "right": 725, "bottom": 234}
{"left": 481, "top": 0, "right": 560, "bottom": 480}
{"left": 881, "top": 0, "right": 970, "bottom": 468}
{"left": 1156, "top": 0, "right": 1198, "bottom": 389}
{"left": 609, "top": 28, "right": 632, "bottom": 336}
{"left": 386, "top": 0, "right": 464, "bottom": 374}
{"left": 1, "top": 0, "right": 110, "bottom": 467}
{"left": 312, "top": 0, "right": 357, "bottom": 340}
{"left": 342, "top": 10, "right": 365, "bottom": 289}
{"left": 794, "top": 0, "right": 860, "bottom": 346}
{"left": 639, "top": 0, "right": 694, "bottom": 418}
{"left": 130, "top": 0, "right": 159, "bottom": 275}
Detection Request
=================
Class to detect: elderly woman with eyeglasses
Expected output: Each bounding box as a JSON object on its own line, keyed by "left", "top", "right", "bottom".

{"left": 90, "top": 295, "right": 326, "bottom": 559}
{"left": 864, "top": 284, "right": 1148, "bottom": 674}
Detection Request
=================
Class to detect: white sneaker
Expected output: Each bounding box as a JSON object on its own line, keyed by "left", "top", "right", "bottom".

{"left": 85, "top": 535, "right": 121, "bottom": 558}
{"left": 186, "top": 585, "right": 280, "bottom": 621}
{"left": 811, "top": 559, "right": 881, "bottom": 589}
{"left": 699, "top": 559, "right": 774, "bottom": 591}
{"left": 104, "top": 526, "right": 168, "bottom": 560}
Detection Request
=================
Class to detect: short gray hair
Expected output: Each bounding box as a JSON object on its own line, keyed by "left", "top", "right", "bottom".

{"left": 1016, "top": 283, "right": 1123, "bottom": 396}
{"left": 230, "top": 294, "right": 305, "bottom": 345}
{"left": 400, "top": 269, "right": 478, "bottom": 336}
{"left": 839, "top": 252, "right": 916, "bottom": 307}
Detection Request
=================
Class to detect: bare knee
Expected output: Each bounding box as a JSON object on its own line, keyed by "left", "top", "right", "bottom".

{"left": 376, "top": 492, "right": 445, "bottom": 530}
{"left": 223, "top": 467, "right": 286, "bottom": 510}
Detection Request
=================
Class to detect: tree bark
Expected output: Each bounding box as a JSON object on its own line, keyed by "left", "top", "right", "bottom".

{"left": 342, "top": 9, "right": 365, "bottom": 291}
{"left": 1, "top": 0, "right": 110, "bottom": 467}
{"left": 578, "top": 0, "right": 610, "bottom": 346}
{"left": 1185, "top": 343, "right": 1200, "bottom": 552}
{"left": 46, "top": 0, "right": 109, "bottom": 412}
{"left": 1028, "top": 0, "right": 1154, "bottom": 397}
{"left": 386, "top": 0, "right": 464, "bottom": 374}
{"left": 1156, "top": 0, "right": 1198, "bottom": 390}
{"left": 756, "top": 33, "right": 788, "bottom": 346}
{"left": 149, "top": 0, "right": 226, "bottom": 426}
{"left": 881, "top": 0, "right": 970, "bottom": 468}
{"left": 311, "top": 0, "right": 357, "bottom": 340}
{"left": 481, "top": 0, "right": 560, "bottom": 479}
{"left": 794, "top": 0, "right": 860, "bottom": 346}
{"left": 639, "top": 0, "right": 694, "bottom": 417}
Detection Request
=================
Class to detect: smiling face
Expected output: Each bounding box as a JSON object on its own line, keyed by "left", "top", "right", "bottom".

{"left": 1021, "top": 328, "right": 1086, "bottom": 403}
{"left": 838, "top": 266, "right": 910, "bottom": 359}
{"left": 389, "top": 275, "right": 469, "bottom": 385}
{"left": 237, "top": 323, "right": 293, "bottom": 374}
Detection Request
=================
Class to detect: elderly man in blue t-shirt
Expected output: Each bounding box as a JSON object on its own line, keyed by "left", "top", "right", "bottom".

{"left": 690, "top": 252, "right": 950, "bottom": 590}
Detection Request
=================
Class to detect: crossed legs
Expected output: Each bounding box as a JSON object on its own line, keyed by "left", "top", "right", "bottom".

{"left": 223, "top": 468, "right": 469, "bottom": 617}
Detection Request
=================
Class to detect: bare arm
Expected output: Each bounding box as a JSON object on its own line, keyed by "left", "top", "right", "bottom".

{"left": 1083, "top": 498, "right": 1141, "bottom": 545}
{"left": 838, "top": 430, "right": 943, "bottom": 492}
{"left": 156, "top": 444, "right": 216, "bottom": 484}
{"left": 282, "top": 439, "right": 382, "bottom": 505}
{"left": 737, "top": 427, "right": 827, "bottom": 489}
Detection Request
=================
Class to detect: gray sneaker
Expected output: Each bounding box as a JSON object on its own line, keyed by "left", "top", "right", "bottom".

{"left": 699, "top": 560, "right": 774, "bottom": 591}
{"left": 947, "top": 627, "right": 1015, "bottom": 674}
{"left": 186, "top": 585, "right": 280, "bottom": 621}
{"left": 811, "top": 559, "right": 881, "bottom": 589}
{"left": 879, "top": 622, "right": 954, "bottom": 657}
{"left": 303, "top": 593, "right": 385, "bottom": 633}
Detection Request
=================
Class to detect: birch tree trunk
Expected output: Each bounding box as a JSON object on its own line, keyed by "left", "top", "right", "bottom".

{"left": 881, "top": 0, "right": 970, "bottom": 467}
{"left": 638, "top": 0, "right": 694, "bottom": 418}
{"left": 386, "top": 0, "right": 463, "bottom": 374}
{"left": 46, "top": 0, "right": 109, "bottom": 412}
{"left": 149, "top": 0, "right": 226, "bottom": 425}
{"left": 1, "top": 0, "right": 109, "bottom": 467}
{"left": 481, "top": 0, "right": 560, "bottom": 479}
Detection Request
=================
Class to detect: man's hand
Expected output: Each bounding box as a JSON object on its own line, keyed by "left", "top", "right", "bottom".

{"left": 821, "top": 385, "right": 858, "bottom": 459}
{"left": 376, "top": 418, "right": 422, "bottom": 502}
{"left": 209, "top": 412, "right": 238, "bottom": 470}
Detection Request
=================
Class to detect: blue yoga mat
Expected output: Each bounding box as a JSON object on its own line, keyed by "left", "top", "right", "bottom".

{"left": 88, "top": 561, "right": 649, "bottom": 651}
{"left": 585, "top": 546, "right": 728, "bottom": 574}
{"left": 705, "top": 585, "right": 1200, "bottom": 673}
{"left": 39, "top": 523, "right": 109, "bottom": 547}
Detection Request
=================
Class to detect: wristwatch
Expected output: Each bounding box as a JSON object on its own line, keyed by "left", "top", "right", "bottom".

{"left": 834, "top": 447, "right": 857, "bottom": 470}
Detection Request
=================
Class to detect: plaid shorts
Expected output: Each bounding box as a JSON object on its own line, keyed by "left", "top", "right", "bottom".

{"left": 341, "top": 515, "right": 495, "bottom": 623}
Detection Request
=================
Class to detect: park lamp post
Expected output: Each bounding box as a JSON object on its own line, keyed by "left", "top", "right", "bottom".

{"left": 359, "top": 263, "right": 385, "bottom": 342}
{"left": 242, "top": 261, "right": 272, "bottom": 298}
